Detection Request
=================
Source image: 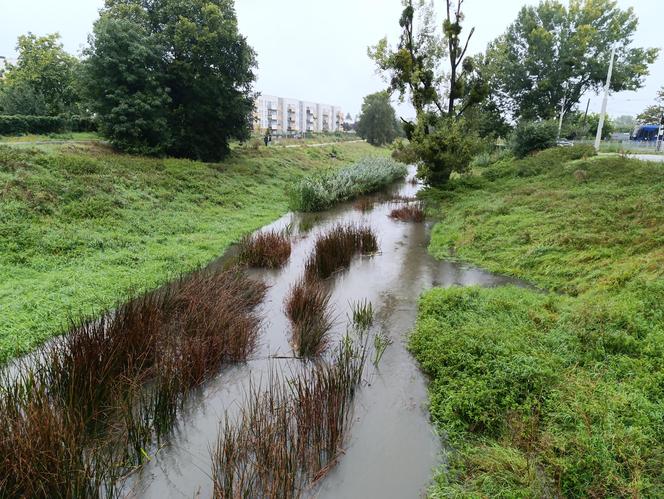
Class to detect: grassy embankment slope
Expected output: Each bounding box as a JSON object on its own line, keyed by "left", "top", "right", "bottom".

{"left": 411, "top": 148, "right": 664, "bottom": 497}
{"left": 0, "top": 140, "right": 387, "bottom": 363}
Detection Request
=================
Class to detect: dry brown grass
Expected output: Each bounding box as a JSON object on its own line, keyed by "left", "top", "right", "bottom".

{"left": 238, "top": 230, "right": 292, "bottom": 268}
{"left": 285, "top": 278, "right": 334, "bottom": 357}
{"left": 389, "top": 203, "right": 425, "bottom": 222}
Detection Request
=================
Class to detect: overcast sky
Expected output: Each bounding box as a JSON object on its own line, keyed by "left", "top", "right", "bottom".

{"left": 1, "top": 0, "right": 661, "bottom": 119}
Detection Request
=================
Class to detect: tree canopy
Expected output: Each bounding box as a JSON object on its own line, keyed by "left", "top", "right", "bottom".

{"left": 485, "top": 0, "right": 659, "bottom": 121}
{"left": 84, "top": 0, "right": 257, "bottom": 161}
{"left": 636, "top": 87, "right": 664, "bottom": 125}
{"left": 356, "top": 91, "right": 400, "bottom": 146}
{"left": 0, "top": 33, "right": 80, "bottom": 116}
{"left": 370, "top": 0, "right": 486, "bottom": 186}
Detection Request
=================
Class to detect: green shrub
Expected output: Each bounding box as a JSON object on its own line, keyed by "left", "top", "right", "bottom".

{"left": 484, "top": 144, "right": 597, "bottom": 180}
{"left": 510, "top": 120, "right": 558, "bottom": 158}
{"left": 288, "top": 156, "right": 408, "bottom": 212}
{"left": 0, "top": 115, "right": 93, "bottom": 136}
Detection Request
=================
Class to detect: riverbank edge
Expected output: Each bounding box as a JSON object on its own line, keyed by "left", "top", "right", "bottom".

{"left": 411, "top": 153, "right": 664, "bottom": 497}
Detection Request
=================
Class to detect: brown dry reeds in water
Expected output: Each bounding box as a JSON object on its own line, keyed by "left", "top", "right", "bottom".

{"left": 305, "top": 223, "right": 378, "bottom": 281}
{"left": 237, "top": 230, "right": 292, "bottom": 268}
{"left": 285, "top": 278, "right": 334, "bottom": 357}
{"left": 353, "top": 198, "right": 374, "bottom": 212}
{"left": 389, "top": 203, "right": 425, "bottom": 222}
{"left": 0, "top": 266, "right": 268, "bottom": 497}
{"left": 211, "top": 336, "right": 368, "bottom": 498}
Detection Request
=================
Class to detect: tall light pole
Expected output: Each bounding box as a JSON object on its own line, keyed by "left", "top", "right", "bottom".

{"left": 594, "top": 45, "right": 616, "bottom": 151}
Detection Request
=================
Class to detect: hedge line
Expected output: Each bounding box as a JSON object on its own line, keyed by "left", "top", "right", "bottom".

{"left": 0, "top": 115, "right": 97, "bottom": 136}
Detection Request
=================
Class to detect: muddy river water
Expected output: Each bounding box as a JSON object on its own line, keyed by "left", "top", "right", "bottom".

{"left": 124, "top": 168, "right": 530, "bottom": 498}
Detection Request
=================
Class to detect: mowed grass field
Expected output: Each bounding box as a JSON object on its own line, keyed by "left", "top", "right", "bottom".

{"left": 0, "top": 140, "right": 387, "bottom": 363}
{"left": 412, "top": 149, "right": 664, "bottom": 497}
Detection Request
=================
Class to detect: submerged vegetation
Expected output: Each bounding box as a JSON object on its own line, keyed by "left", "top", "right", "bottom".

{"left": 288, "top": 156, "right": 407, "bottom": 212}
{"left": 238, "top": 229, "right": 292, "bottom": 268}
{"left": 414, "top": 151, "right": 664, "bottom": 497}
{"left": 305, "top": 223, "right": 378, "bottom": 281}
{"left": 0, "top": 267, "right": 267, "bottom": 497}
{"left": 211, "top": 335, "right": 369, "bottom": 498}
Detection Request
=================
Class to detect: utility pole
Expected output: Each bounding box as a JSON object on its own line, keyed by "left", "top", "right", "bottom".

{"left": 557, "top": 92, "right": 567, "bottom": 140}
{"left": 595, "top": 45, "right": 616, "bottom": 151}
{"left": 657, "top": 113, "right": 664, "bottom": 152}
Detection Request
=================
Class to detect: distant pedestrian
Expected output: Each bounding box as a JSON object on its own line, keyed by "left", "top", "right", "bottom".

{"left": 264, "top": 132, "right": 269, "bottom": 147}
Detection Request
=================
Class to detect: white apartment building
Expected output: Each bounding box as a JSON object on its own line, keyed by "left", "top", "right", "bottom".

{"left": 254, "top": 94, "right": 344, "bottom": 134}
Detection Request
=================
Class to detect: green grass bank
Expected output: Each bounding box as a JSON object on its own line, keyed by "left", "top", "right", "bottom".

{"left": 0, "top": 140, "right": 387, "bottom": 363}
{"left": 412, "top": 149, "right": 664, "bottom": 497}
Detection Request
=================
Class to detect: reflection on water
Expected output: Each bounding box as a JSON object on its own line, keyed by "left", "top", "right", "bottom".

{"left": 125, "top": 168, "right": 532, "bottom": 498}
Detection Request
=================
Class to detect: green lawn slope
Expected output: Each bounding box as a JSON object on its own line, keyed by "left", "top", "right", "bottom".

{"left": 412, "top": 148, "right": 664, "bottom": 497}
{"left": 0, "top": 140, "right": 386, "bottom": 362}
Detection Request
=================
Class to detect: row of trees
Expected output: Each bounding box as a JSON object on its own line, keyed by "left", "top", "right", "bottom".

{"left": 363, "top": 0, "right": 658, "bottom": 186}
{"left": 0, "top": 0, "right": 256, "bottom": 161}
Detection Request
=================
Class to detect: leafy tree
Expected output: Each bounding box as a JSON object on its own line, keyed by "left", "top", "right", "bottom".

{"left": 0, "top": 80, "right": 48, "bottom": 115}
{"left": 83, "top": 7, "right": 171, "bottom": 155}
{"left": 356, "top": 91, "right": 400, "bottom": 145}
{"left": 511, "top": 120, "right": 558, "bottom": 158}
{"left": 486, "top": 0, "right": 659, "bottom": 121}
{"left": 562, "top": 111, "right": 614, "bottom": 140}
{"left": 636, "top": 87, "right": 664, "bottom": 124}
{"left": 370, "top": 0, "right": 487, "bottom": 186}
{"left": 85, "top": 0, "right": 257, "bottom": 161}
{"left": 0, "top": 33, "right": 80, "bottom": 116}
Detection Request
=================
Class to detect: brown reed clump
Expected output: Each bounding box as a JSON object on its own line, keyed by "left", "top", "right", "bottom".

{"left": 237, "top": 230, "right": 292, "bottom": 268}
{"left": 353, "top": 198, "right": 374, "bottom": 212}
{"left": 285, "top": 278, "right": 334, "bottom": 357}
{"left": 389, "top": 203, "right": 425, "bottom": 222}
{"left": 211, "top": 336, "right": 368, "bottom": 499}
{"left": 305, "top": 223, "right": 378, "bottom": 281}
{"left": 0, "top": 266, "right": 268, "bottom": 497}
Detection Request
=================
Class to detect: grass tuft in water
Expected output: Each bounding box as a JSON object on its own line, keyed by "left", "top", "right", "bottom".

{"left": 305, "top": 223, "right": 378, "bottom": 281}
{"left": 211, "top": 335, "right": 368, "bottom": 498}
{"left": 237, "top": 230, "right": 292, "bottom": 268}
{"left": 285, "top": 278, "right": 334, "bottom": 357}
{"left": 350, "top": 299, "right": 374, "bottom": 331}
{"left": 389, "top": 203, "right": 425, "bottom": 222}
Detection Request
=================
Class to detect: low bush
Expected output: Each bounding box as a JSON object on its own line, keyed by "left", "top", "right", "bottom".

{"left": 288, "top": 156, "right": 407, "bottom": 212}
{"left": 0, "top": 114, "right": 97, "bottom": 136}
{"left": 510, "top": 120, "right": 558, "bottom": 158}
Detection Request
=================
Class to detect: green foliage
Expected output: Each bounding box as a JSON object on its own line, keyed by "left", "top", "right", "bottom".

{"left": 83, "top": 11, "right": 170, "bottom": 156}
{"left": 483, "top": 144, "right": 595, "bottom": 180}
{"left": 486, "top": 0, "right": 659, "bottom": 121}
{"left": 84, "top": 0, "right": 256, "bottom": 161}
{"left": 562, "top": 112, "right": 614, "bottom": 140}
{"left": 510, "top": 120, "right": 557, "bottom": 158}
{"left": 636, "top": 86, "right": 664, "bottom": 124}
{"left": 421, "top": 152, "right": 664, "bottom": 496}
{"left": 0, "top": 115, "right": 65, "bottom": 135}
{"left": 356, "top": 91, "right": 400, "bottom": 146}
{"left": 0, "top": 141, "right": 383, "bottom": 363}
{"left": 0, "top": 33, "right": 81, "bottom": 116}
{"left": 413, "top": 115, "right": 481, "bottom": 186}
{"left": 288, "top": 156, "right": 407, "bottom": 212}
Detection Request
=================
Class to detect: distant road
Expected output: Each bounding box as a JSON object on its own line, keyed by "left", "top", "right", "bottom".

{"left": 628, "top": 153, "right": 664, "bottom": 163}
{"left": 281, "top": 140, "right": 364, "bottom": 149}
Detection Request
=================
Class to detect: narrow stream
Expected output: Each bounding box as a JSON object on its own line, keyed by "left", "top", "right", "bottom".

{"left": 124, "top": 168, "right": 531, "bottom": 498}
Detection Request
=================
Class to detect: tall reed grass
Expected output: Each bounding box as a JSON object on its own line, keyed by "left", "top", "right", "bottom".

{"left": 389, "top": 203, "right": 425, "bottom": 222}
{"left": 288, "top": 157, "right": 408, "bottom": 212}
{"left": 211, "top": 336, "right": 368, "bottom": 498}
{"left": 0, "top": 267, "right": 267, "bottom": 497}
{"left": 305, "top": 223, "right": 378, "bottom": 281}
{"left": 285, "top": 278, "right": 334, "bottom": 357}
{"left": 237, "top": 230, "right": 292, "bottom": 268}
